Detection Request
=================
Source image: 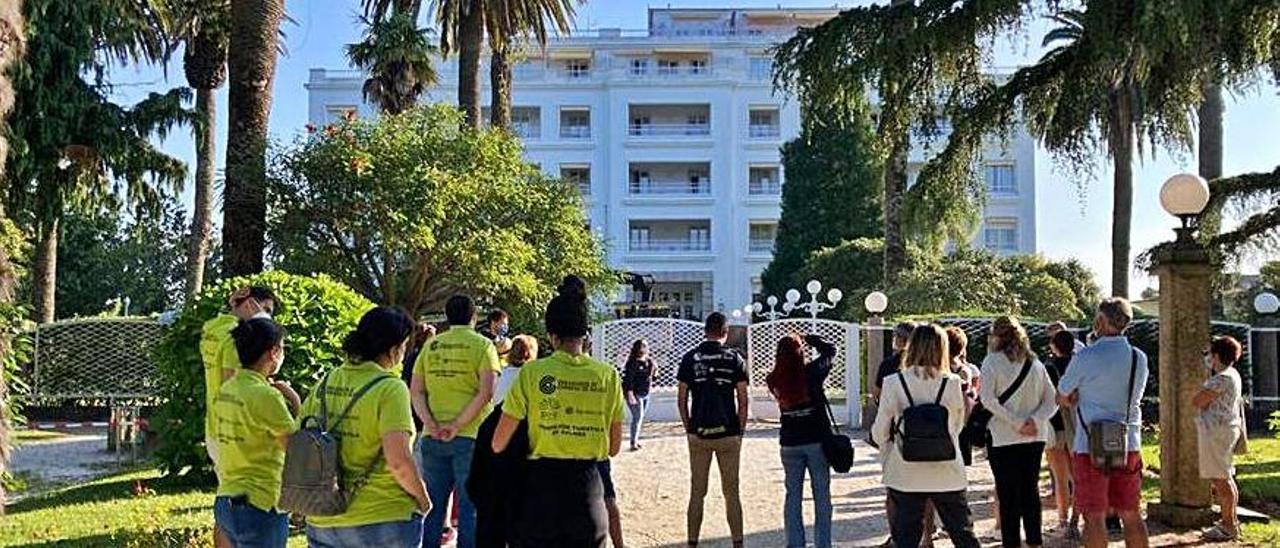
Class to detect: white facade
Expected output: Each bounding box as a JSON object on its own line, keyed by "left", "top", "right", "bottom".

{"left": 306, "top": 7, "right": 1037, "bottom": 320}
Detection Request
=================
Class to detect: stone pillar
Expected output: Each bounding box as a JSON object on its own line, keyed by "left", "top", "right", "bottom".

{"left": 862, "top": 315, "right": 885, "bottom": 429}
{"left": 1147, "top": 242, "right": 1217, "bottom": 527}
{"left": 1253, "top": 319, "right": 1279, "bottom": 418}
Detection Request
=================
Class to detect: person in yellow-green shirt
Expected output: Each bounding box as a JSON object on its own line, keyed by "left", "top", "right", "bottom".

{"left": 410, "top": 295, "right": 500, "bottom": 548}
{"left": 301, "top": 306, "right": 432, "bottom": 548}
{"left": 213, "top": 317, "right": 298, "bottom": 547}
{"left": 494, "top": 275, "right": 625, "bottom": 548}
{"left": 202, "top": 286, "right": 276, "bottom": 475}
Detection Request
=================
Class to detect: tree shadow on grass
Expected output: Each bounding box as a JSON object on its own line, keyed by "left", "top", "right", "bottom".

{"left": 7, "top": 472, "right": 210, "bottom": 515}
{"left": 14, "top": 527, "right": 209, "bottom": 548}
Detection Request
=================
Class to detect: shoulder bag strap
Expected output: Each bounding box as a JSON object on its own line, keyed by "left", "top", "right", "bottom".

{"left": 997, "top": 359, "right": 1033, "bottom": 405}
{"left": 897, "top": 371, "right": 915, "bottom": 407}
{"left": 328, "top": 375, "right": 395, "bottom": 433}
{"left": 823, "top": 398, "right": 841, "bottom": 435}
{"left": 1123, "top": 348, "right": 1138, "bottom": 424}
{"left": 316, "top": 374, "right": 331, "bottom": 429}
{"left": 933, "top": 377, "right": 950, "bottom": 404}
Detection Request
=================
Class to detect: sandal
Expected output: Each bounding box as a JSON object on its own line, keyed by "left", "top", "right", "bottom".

{"left": 1202, "top": 524, "right": 1239, "bottom": 542}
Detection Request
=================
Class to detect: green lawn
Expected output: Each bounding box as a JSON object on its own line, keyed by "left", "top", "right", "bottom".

{"left": 11, "top": 429, "right": 69, "bottom": 445}
{"left": 0, "top": 468, "right": 307, "bottom": 547}
{"left": 1141, "top": 434, "right": 1280, "bottom": 544}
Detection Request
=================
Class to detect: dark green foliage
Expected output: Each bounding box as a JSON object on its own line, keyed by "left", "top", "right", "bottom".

{"left": 54, "top": 199, "right": 202, "bottom": 318}
{"left": 761, "top": 104, "right": 882, "bottom": 298}
{"left": 151, "top": 271, "right": 373, "bottom": 479}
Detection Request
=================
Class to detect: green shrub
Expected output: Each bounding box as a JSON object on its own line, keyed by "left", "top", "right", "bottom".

{"left": 152, "top": 271, "right": 373, "bottom": 479}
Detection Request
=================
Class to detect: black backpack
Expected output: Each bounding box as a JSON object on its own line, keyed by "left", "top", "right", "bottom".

{"left": 894, "top": 372, "right": 956, "bottom": 462}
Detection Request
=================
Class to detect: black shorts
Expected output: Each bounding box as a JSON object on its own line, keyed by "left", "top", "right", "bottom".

{"left": 596, "top": 460, "right": 616, "bottom": 500}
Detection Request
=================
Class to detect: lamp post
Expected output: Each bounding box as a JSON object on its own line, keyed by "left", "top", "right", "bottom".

{"left": 863, "top": 291, "right": 889, "bottom": 427}
{"left": 1148, "top": 173, "right": 1217, "bottom": 527}
{"left": 1254, "top": 291, "right": 1280, "bottom": 420}
{"left": 753, "top": 295, "right": 788, "bottom": 322}
{"left": 785, "top": 280, "right": 844, "bottom": 320}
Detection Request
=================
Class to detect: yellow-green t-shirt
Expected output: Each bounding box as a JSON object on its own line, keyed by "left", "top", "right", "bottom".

{"left": 503, "top": 351, "right": 625, "bottom": 461}
{"left": 202, "top": 314, "right": 241, "bottom": 442}
{"left": 214, "top": 369, "right": 297, "bottom": 510}
{"left": 301, "top": 362, "right": 417, "bottom": 528}
{"left": 413, "top": 327, "right": 500, "bottom": 439}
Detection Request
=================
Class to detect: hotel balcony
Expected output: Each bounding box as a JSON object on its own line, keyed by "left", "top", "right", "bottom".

{"left": 628, "top": 162, "right": 712, "bottom": 196}
{"left": 628, "top": 104, "right": 711, "bottom": 138}
{"left": 628, "top": 220, "right": 712, "bottom": 254}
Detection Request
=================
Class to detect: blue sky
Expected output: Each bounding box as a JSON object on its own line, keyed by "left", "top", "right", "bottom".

{"left": 111, "top": 0, "right": 1280, "bottom": 297}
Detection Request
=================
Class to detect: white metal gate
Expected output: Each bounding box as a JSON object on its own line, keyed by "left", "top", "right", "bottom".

{"left": 746, "top": 318, "right": 861, "bottom": 427}
{"left": 592, "top": 318, "right": 705, "bottom": 422}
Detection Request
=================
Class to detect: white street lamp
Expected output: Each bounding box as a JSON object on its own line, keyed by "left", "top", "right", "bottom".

{"left": 786, "top": 279, "right": 843, "bottom": 319}
{"left": 1160, "top": 173, "right": 1211, "bottom": 241}
{"left": 754, "top": 296, "right": 786, "bottom": 321}
{"left": 864, "top": 291, "right": 889, "bottom": 315}
{"left": 1255, "top": 291, "right": 1280, "bottom": 315}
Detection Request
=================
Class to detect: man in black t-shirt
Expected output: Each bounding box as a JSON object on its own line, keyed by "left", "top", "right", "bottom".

{"left": 677, "top": 312, "right": 748, "bottom": 547}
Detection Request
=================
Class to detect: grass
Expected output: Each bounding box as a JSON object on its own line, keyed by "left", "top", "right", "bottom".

{"left": 1140, "top": 433, "right": 1280, "bottom": 544}
{"left": 0, "top": 468, "right": 307, "bottom": 547}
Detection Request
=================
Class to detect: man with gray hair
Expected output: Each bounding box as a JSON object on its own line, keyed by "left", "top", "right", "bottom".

{"left": 1057, "top": 298, "right": 1150, "bottom": 548}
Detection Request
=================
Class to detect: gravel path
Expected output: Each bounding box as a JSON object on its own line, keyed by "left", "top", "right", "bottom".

{"left": 610, "top": 422, "right": 1247, "bottom": 547}
{"left": 8, "top": 430, "right": 129, "bottom": 500}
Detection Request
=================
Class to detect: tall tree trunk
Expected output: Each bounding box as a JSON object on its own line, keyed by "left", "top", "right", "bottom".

{"left": 222, "top": 0, "right": 285, "bottom": 276}
{"left": 184, "top": 86, "right": 216, "bottom": 300}
{"left": 489, "top": 43, "right": 512, "bottom": 130}
{"left": 882, "top": 134, "right": 909, "bottom": 284}
{"left": 1198, "top": 79, "right": 1223, "bottom": 182}
{"left": 1108, "top": 90, "right": 1134, "bottom": 298}
{"left": 456, "top": 0, "right": 484, "bottom": 127}
{"left": 32, "top": 214, "right": 57, "bottom": 323}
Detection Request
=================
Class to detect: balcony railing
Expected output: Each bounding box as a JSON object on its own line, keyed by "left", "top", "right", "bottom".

{"left": 512, "top": 123, "right": 540, "bottom": 139}
{"left": 560, "top": 126, "right": 591, "bottom": 139}
{"left": 748, "top": 181, "right": 781, "bottom": 195}
{"left": 575, "top": 183, "right": 591, "bottom": 195}
{"left": 748, "top": 124, "right": 781, "bottom": 138}
{"left": 653, "top": 65, "right": 713, "bottom": 78}
{"left": 628, "top": 123, "right": 711, "bottom": 137}
{"left": 629, "top": 180, "right": 711, "bottom": 195}
{"left": 629, "top": 238, "right": 712, "bottom": 253}
{"left": 749, "top": 239, "right": 776, "bottom": 253}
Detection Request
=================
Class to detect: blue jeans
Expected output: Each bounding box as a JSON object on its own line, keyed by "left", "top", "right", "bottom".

{"left": 420, "top": 436, "right": 477, "bottom": 548}
{"left": 305, "top": 516, "right": 424, "bottom": 548}
{"left": 781, "top": 443, "right": 832, "bottom": 548}
{"left": 627, "top": 395, "right": 649, "bottom": 448}
{"left": 213, "top": 495, "right": 288, "bottom": 548}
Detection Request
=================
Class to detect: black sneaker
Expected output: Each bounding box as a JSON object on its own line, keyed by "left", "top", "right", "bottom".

{"left": 1106, "top": 516, "right": 1123, "bottom": 535}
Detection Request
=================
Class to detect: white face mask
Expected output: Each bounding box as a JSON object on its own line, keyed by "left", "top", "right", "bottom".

{"left": 252, "top": 310, "right": 272, "bottom": 320}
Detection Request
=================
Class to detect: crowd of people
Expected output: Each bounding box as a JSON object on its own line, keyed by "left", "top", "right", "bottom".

{"left": 200, "top": 280, "right": 1250, "bottom": 548}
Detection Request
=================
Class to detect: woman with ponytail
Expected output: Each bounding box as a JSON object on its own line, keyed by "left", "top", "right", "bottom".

{"left": 492, "top": 276, "right": 625, "bottom": 547}
{"left": 300, "top": 306, "right": 432, "bottom": 547}
{"left": 212, "top": 318, "right": 296, "bottom": 547}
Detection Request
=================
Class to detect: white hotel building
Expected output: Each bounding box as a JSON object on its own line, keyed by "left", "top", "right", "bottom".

{"left": 307, "top": 7, "right": 1037, "bottom": 320}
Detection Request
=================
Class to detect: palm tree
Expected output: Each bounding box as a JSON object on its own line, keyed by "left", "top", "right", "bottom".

{"left": 170, "top": 0, "right": 230, "bottom": 300}
{"left": 0, "top": 0, "right": 23, "bottom": 512}
{"left": 1039, "top": 8, "right": 1145, "bottom": 298}
{"left": 222, "top": 0, "right": 285, "bottom": 276}
{"left": 484, "top": 0, "right": 576, "bottom": 129}
{"left": 346, "top": 11, "right": 438, "bottom": 115}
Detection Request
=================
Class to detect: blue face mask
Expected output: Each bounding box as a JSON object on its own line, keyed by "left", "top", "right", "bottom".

{"left": 496, "top": 324, "right": 510, "bottom": 338}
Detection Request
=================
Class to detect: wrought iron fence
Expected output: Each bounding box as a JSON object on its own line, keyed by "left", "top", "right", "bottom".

{"left": 27, "top": 318, "right": 167, "bottom": 403}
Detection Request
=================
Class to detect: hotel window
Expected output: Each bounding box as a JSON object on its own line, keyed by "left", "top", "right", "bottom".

{"left": 689, "top": 58, "right": 708, "bottom": 74}
{"left": 748, "top": 107, "right": 780, "bottom": 138}
{"left": 749, "top": 222, "right": 778, "bottom": 253}
{"left": 983, "top": 219, "right": 1019, "bottom": 252}
{"left": 749, "top": 165, "right": 781, "bottom": 195}
{"left": 629, "top": 226, "right": 651, "bottom": 249}
{"left": 560, "top": 164, "right": 590, "bottom": 195}
{"left": 657, "top": 59, "right": 680, "bottom": 75}
{"left": 986, "top": 164, "right": 1016, "bottom": 195}
{"left": 564, "top": 58, "right": 590, "bottom": 78}
{"left": 630, "top": 58, "right": 649, "bottom": 76}
{"left": 749, "top": 57, "right": 773, "bottom": 81}
{"left": 559, "top": 107, "right": 590, "bottom": 139}
{"left": 689, "top": 226, "right": 711, "bottom": 250}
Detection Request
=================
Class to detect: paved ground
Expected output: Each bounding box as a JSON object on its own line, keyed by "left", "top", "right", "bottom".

{"left": 610, "top": 422, "right": 1247, "bottom": 547}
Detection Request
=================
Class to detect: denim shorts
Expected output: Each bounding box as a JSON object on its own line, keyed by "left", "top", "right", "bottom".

{"left": 213, "top": 495, "right": 289, "bottom": 548}
{"left": 305, "top": 515, "right": 424, "bottom": 548}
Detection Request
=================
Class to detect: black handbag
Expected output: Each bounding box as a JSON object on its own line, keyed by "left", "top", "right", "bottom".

{"left": 822, "top": 399, "right": 855, "bottom": 473}
{"left": 960, "top": 358, "right": 1032, "bottom": 450}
